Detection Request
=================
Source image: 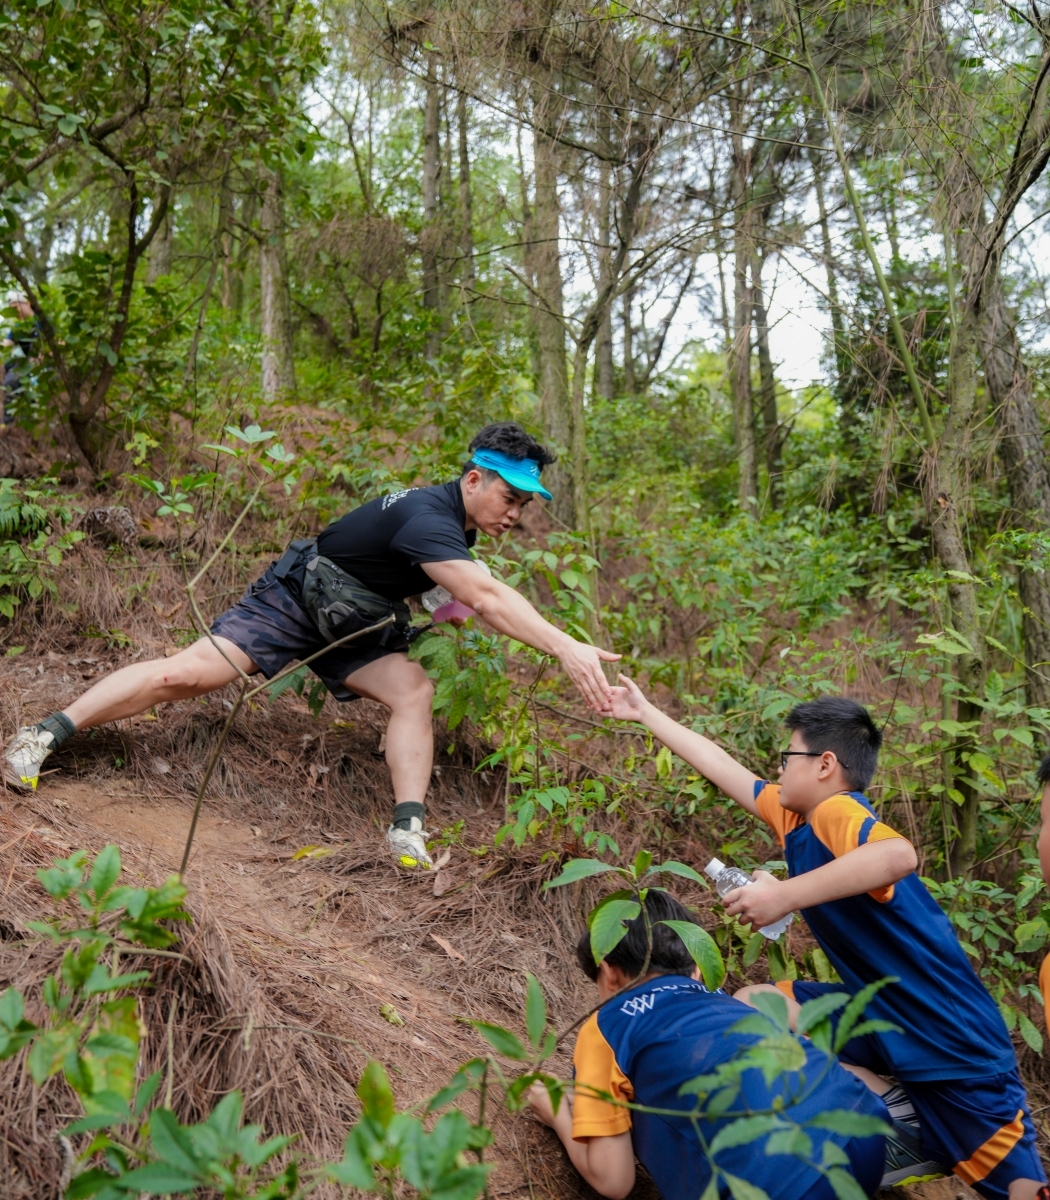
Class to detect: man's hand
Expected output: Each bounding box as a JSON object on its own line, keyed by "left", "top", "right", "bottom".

{"left": 557, "top": 639, "right": 619, "bottom": 711}
{"left": 723, "top": 870, "right": 792, "bottom": 929}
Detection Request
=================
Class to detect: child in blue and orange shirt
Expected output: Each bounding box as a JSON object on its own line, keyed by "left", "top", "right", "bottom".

{"left": 601, "top": 676, "right": 1047, "bottom": 1200}
{"left": 528, "top": 889, "right": 891, "bottom": 1199}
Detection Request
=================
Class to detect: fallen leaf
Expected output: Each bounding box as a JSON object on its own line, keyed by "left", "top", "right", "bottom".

{"left": 380, "top": 1002, "right": 405, "bottom": 1026}
{"left": 151, "top": 757, "right": 171, "bottom": 775}
{"left": 252, "top": 825, "right": 262, "bottom": 837}
{"left": 432, "top": 848, "right": 451, "bottom": 871}
{"left": 429, "top": 933, "right": 465, "bottom": 962}
{"left": 432, "top": 870, "right": 453, "bottom": 897}
{"left": 292, "top": 844, "right": 337, "bottom": 860}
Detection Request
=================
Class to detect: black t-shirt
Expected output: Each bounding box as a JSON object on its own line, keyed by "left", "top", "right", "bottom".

{"left": 314, "top": 480, "right": 476, "bottom": 601}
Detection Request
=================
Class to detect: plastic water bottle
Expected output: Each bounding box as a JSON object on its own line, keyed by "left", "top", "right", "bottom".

{"left": 704, "top": 857, "right": 794, "bottom": 940}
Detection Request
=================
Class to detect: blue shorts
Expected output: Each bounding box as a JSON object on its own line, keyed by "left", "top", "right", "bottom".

{"left": 210, "top": 567, "right": 406, "bottom": 701}
{"left": 783, "top": 981, "right": 1046, "bottom": 1199}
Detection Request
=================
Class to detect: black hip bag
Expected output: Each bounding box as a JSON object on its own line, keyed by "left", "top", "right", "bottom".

{"left": 273, "top": 539, "right": 410, "bottom": 646}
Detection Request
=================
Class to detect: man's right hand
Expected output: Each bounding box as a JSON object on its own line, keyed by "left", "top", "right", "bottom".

{"left": 556, "top": 639, "right": 619, "bottom": 711}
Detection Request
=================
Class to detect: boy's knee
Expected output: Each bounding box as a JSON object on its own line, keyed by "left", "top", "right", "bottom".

{"left": 733, "top": 983, "right": 778, "bottom": 1006}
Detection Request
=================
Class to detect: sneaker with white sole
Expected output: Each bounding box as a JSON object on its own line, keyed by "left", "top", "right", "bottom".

{"left": 386, "top": 819, "right": 433, "bottom": 870}
{"left": 2, "top": 726, "right": 55, "bottom": 791}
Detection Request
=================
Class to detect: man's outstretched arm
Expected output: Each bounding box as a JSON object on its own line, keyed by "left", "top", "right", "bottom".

{"left": 601, "top": 674, "right": 761, "bottom": 814}
{"left": 421, "top": 558, "right": 618, "bottom": 712}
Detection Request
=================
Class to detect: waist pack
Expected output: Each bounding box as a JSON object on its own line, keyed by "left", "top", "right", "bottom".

{"left": 274, "top": 539, "right": 410, "bottom": 647}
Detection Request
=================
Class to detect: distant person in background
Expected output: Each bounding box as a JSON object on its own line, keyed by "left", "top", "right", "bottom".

{"left": 1, "top": 295, "right": 39, "bottom": 424}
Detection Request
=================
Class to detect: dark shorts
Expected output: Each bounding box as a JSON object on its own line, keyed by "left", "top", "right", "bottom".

{"left": 783, "top": 981, "right": 1046, "bottom": 1199}
{"left": 210, "top": 566, "right": 405, "bottom": 701}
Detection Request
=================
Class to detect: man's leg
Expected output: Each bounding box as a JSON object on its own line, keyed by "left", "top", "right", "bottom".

{"left": 3, "top": 636, "right": 256, "bottom": 789}
{"left": 342, "top": 652, "right": 435, "bottom": 868}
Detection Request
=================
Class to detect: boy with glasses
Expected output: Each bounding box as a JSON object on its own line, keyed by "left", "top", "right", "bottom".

{"left": 601, "top": 677, "right": 1047, "bottom": 1200}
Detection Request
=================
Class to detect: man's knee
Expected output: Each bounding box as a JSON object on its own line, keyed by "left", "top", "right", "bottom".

{"left": 401, "top": 664, "right": 434, "bottom": 710}
{"left": 149, "top": 640, "right": 246, "bottom": 697}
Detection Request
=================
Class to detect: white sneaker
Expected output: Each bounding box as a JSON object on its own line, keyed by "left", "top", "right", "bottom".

{"left": 386, "top": 819, "right": 433, "bottom": 869}
{"left": 2, "top": 726, "right": 55, "bottom": 791}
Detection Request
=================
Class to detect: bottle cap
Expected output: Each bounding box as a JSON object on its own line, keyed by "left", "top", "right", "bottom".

{"left": 703, "top": 857, "right": 725, "bottom": 879}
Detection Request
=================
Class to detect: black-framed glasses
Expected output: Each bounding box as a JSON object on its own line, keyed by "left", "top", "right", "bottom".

{"left": 780, "top": 750, "right": 850, "bottom": 770}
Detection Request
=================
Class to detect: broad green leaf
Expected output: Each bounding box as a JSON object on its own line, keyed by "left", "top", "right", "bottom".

{"left": 764, "top": 1127, "right": 812, "bottom": 1157}
{"left": 426, "top": 1059, "right": 486, "bottom": 1112}
{"left": 722, "top": 1172, "right": 772, "bottom": 1200}
{"left": 589, "top": 898, "right": 641, "bottom": 965}
{"left": 806, "top": 1111, "right": 891, "bottom": 1137}
{"left": 795, "top": 990, "right": 850, "bottom": 1036}
{"left": 148, "top": 1109, "right": 204, "bottom": 1177}
{"left": 825, "top": 1166, "right": 871, "bottom": 1200}
{"left": 105, "top": 1162, "right": 200, "bottom": 1191}
{"left": 632, "top": 849, "right": 653, "bottom": 877}
{"left": 330, "top": 1127, "right": 379, "bottom": 1187}
{"left": 0, "top": 987, "right": 24, "bottom": 1030}
{"left": 653, "top": 860, "right": 706, "bottom": 885}
{"left": 658, "top": 920, "right": 725, "bottom": 990}
{"left": 542, "top": 858, "right": 621, "bottom": 889}
{"left": 525, "top": 972, "right": 546, "bottom": 1051}
{"left": 708, "top": 1115, "right": 783, "bottom": 1156}
{"left": 357, "top": 1059, "right": 396, "bottom": 1127}
{"left": 469, "top": 1021, "right": 528, "bottom": 1061}
{"left": 1018, "top": 1011, "right": 1044, "bottom": 1054}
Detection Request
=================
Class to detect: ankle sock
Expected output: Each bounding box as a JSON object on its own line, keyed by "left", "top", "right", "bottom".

{"left": 881, "top": 1083, "right": 917, "bottom": 1126}
{"left": 392, "top": 801, "right": 425, "bottom": 832}
{"left": 36, "top": 712, "right": 76, "bottom": 750}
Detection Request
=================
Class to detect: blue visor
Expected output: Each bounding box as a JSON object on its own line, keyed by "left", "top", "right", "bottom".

{"left": 470, "top": 447, "right": 553, "bottom": 501}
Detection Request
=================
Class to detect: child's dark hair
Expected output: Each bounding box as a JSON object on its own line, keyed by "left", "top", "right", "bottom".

{"left": 576, "top": 889, "right": 700, "bottom": 982}
{"left": 464, "top": 422, "right": 556, "bottom": 472}
{"left": 786, "top": 697, "right": 882, "bottom": 792}
{"left": 1037, "top": 753, "right": 1050, "bottom": 786}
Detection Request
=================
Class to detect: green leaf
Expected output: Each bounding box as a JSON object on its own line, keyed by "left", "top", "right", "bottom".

{"left": 329, "top": 1127, "right": 377, "bottom": 1188}
{"left": 653, "top": 860, "right": 706, "bottom": 885}
{"left": 426, "top": 1060, "right": 486, "bottom": 1112}
{"left": 0, "top": 987, "right": 25, "bottom": 1030}
{"left": 469, "top": 1021, "right": 528, "bottom": 1061}
{"left": 708, "top": 1115, "right": 783, "bottom": 1156}
{"left": 525, "top": 973, "right": 546, "bottom": 1051}
{"left": 542, "top": 858, "right": 621, "bottom": 889}
{"left": 357, "top": 1059, "right": 396, "bottom": 1128}
{"left": 825, "top": 1166, "right": 871, "bottom": 1200}
{"left": 1018, "top": 1010, "right": 1044, "bottom": 1054}
{"left": 106, "top": 1163, "right": 200, "bottom": 1191}
{"left": 806, "top": 1111, "right": 890, "bottom": 1137}
{"left": 632, "top": 849, "right": 653, "bottom": 877}
{"left": 795, "top": 990, "right": 850, "bottom": 1036}
{"left": 658, "top": 920, "right": 725, "bottom": 990}
{"left": 589, "top": 897, "right": 641, "bottom": 965}
{"left": 722, "top": 1172, "right": 772, "bottom": 1200}
{"left": 149, "top": 1109, "right": 205, "bottom": 1178}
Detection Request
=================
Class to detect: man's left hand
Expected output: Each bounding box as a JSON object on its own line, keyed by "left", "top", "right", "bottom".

{"left": 723, "top": 870, "right": 792, "bottom": 929}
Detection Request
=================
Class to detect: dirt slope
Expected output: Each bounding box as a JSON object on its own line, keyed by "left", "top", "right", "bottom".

{"left": 0, "top": 645, "right": 983, "bottom": 1200}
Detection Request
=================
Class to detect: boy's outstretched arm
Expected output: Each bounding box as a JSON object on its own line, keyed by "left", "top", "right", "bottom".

{"left": 602, "top": 674, "right": 761, "bottom": 814}
{"left": 725, "top": 837, "right": 919, "bottom": 928}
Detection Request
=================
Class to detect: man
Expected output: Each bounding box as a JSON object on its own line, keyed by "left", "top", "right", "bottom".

{"left": 3, "top": 422, "right": 618, "bottom": 869}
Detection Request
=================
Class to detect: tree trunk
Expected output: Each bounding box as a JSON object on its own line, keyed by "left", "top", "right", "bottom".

{"left": 148, "top": 205, "right": 173, "bottom": 282}
{"left": 259, "top": 168, "right": 295, "bottom": 399}
{"left": 751, "top": 250, "right": 781, "bottom": 505}
{"left": 457, "top": 88, "right": 475, "bottom": 296}
{"left": 981, "top": 287, "right": 1050, "bottom": 706}
{"left": 809, "top": 142, "right": 847, "bottom": 400}
{"left": 530, "top": 114, "right": 573, "bottom": 527}
{"left": 729, "top": 92, "right": 757, "bottom": 514}
{"left": 931, "top": 298, "right": 985, "bottom": 876}
{"left": 421, "top": 52, "right": 441, "bottom": 355}
{"left": 622, "top": 287, "right": 637, "bottom": 396}
{"left": 595, "top": 115, "right": 615, "bottom": 401}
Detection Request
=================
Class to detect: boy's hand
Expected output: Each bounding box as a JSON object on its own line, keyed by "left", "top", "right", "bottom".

{"left": 723, "top": 870, "right": 792, "bottom": 929}
{"left": 602, "top": 673, "right": 650, "bottom": 721}
{"left": 528, "top": 1081, "right": 570, "bottom": 1129}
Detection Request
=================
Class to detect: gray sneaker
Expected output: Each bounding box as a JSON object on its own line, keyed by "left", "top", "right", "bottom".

{"left": 386, "top": 818, "right": 433, "bottom": 869}
{"left": 2, "top": 726, "right": 54, "bottom": 792}
{"left": 880, "top": 1117, "right": 947, "bottom": 1188}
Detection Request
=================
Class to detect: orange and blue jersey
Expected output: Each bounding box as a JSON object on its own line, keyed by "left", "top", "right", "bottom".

{"left": 572, "top": 974, "right": 888, "bottom": 1200}
{"left": 753, "top": 782, "right": 1016, "bottom": 1083}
